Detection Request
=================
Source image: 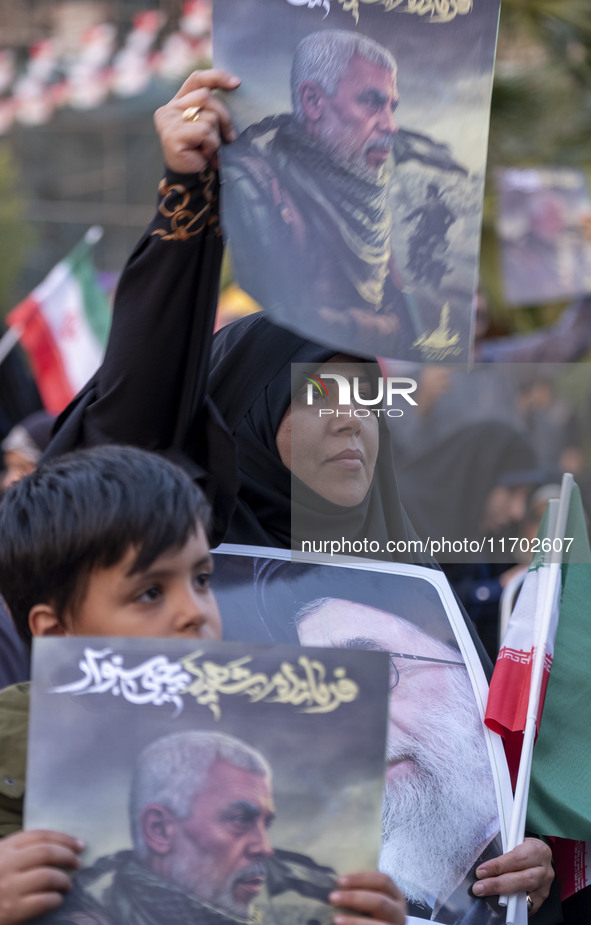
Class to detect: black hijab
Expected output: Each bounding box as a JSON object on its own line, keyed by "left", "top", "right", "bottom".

{"left": 208, "top": 314, "right": 423, "bottom": 561}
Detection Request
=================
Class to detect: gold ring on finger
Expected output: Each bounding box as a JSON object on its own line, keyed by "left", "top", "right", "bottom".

{"left": 526, "top": 894, "right": 533, "bottom": 915}
{"left": 182, "top": 106, "right": 202, "bottom": 123}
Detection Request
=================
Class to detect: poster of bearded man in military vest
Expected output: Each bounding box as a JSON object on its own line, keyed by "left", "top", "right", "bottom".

{"left": 214, "top": 0, "right": 501, "bottom": 363}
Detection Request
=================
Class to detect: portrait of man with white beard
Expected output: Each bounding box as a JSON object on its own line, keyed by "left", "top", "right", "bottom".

{"left": 295, "top": 597, "right": 502, "bottom": 923}
{"left": 214, "top": 556, "right": 512, "bottom": 925}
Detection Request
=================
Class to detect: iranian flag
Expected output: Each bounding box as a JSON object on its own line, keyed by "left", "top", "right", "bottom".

{"left": 485, "top": 479, "right": 591, "bottom": 907}
{"left": 527, "top": 484, "right": 591, "bottom": 901}
{"left": 549, "top": 839, "right": 591, "bottom": 901}
{"left": 6, "top": 229, "right": 111, "bottom": 414}
{"left": 484, "top": 513, "right": 559, "bottom": 788}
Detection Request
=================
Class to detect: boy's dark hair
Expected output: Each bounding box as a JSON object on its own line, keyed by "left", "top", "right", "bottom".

{"left": 0, "top": 445, "right": 211, "bottom": 645}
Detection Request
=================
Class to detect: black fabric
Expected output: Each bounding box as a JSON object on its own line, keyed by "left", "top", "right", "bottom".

{"left": 19, "top": 410, "right": 56, "bottom": 452}
{"left": 526, "top": 875, "right": 564, "bottom": 925}
{"left": 561, "top": 884, "right": 591, "bottom": 924}
{"left": 0, "top": 330, "right": 43, "bottom": 441}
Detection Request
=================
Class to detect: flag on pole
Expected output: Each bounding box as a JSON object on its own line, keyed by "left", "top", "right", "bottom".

{"left": 531, "top": 484, "right": 591, "bottom": 902}
{"left": 483, "top": 502, "right": 558, "bottom": 787}
{"left": 485, "top": 482, "right": 591, "bottom": 903}
{"left": 6, "top": 229, "right": 111, "bottom": 414}
{"left": 484, "top": 481, "right": 572, "bottom": 925}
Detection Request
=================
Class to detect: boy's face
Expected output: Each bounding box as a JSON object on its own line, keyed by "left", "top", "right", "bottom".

{"left": 53, "top": 525, "right": 222, "bottom": 640}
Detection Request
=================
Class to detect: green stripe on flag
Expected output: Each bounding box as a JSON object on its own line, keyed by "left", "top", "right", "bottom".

{"left": 527, "top": 485, "right": 591, "bottom": 840}
{"left": 67, "top": 240, "right": 111, "bottom": 348}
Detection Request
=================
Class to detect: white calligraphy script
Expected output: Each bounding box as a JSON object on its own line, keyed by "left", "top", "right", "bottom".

{"left": 50, "top": 647, "right": 191, "bottom": 716}
{"left": 180, "top": 652, "right": 359, "bottom": 720}
{"left": 50, "top": 647, "right": 360, "bottom": 719}
{"left": 284, "top": 0, "right": 472, "bottom": 22}
{"left": 285, "top": 0, "right": 331, "bottom": 19}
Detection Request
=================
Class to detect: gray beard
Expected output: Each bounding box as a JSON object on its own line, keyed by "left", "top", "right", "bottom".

{"left": 314, "top": 123, "right": 395, "bottom": 181}
{"left": 379, "top": 672, "right": 499, "bottom": 908}
{"left": 167, "top": 853, "right": 265, "bottom": 919}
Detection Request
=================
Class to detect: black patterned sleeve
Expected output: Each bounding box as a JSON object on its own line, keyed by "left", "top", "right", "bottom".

{"left": 46, "top": 167, "right": 237, "bottom": 540}
{"left": 84, "top": 165, "right": 222, "bottom": 449}
{"left": 49, "top": 166, "right": 222, "bottom": 449}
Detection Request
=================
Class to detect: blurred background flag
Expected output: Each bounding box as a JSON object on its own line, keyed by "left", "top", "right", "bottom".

{"left": 2, "top": 227, "right": 111, "bottom": 414}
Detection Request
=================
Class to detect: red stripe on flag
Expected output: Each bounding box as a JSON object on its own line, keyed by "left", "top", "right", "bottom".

{"left": 485, "top": 646, "right": 551, "bottom": 787}
{"left": 548, "top": 838, "right": 590, "bottom": 901}
{"left": 8, "top": 295, "right": 74, "bottom": 413}
{"left": 485, "top": 649, "right": 531, "bottom": 786}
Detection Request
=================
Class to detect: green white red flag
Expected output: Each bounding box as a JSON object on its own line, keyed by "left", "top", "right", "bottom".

{"left": 485, "top": 481, "right": 591, "bottom": 903}
{"left": 527, "top": 485, "right": 591, "bottom": 900}
{"left": 483, "top": 509, "right": 557, "bottom": 788}
{"left": 6, "top": 230, "right": 110, "bottom": 414}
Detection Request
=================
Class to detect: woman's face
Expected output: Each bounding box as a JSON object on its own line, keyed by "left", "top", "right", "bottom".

{"left": 275, "top": 356, "right": 379, "bottom": 506}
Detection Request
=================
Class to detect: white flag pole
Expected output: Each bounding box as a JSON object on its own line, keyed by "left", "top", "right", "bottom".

{"left": 501, "top": 473, "right": 573, "bottom": 924}
{"left": 0, "top": 226, "right": 104, "bottom": 371}
{"left": 0, "top": 323, "right": 23, "bottom": 366}
{"left": 83, "top": 225, "right": 103, "bottom": 246}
